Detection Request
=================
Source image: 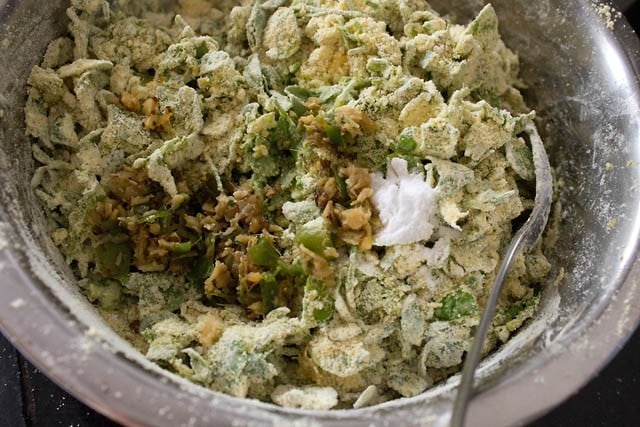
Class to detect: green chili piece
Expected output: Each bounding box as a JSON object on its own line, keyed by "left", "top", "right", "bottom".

{"left": 295, "top": 227, "right": 328, "bottom": 256}
{"left": 324, "top": 124, "right": 345, "bottom": 147}
{"left": 249, "top": 237, "right": 280, "bottom": 268}
{"left": 318, "top": 85, "right": 341, "bottom": 103}
{"left": 504, "top": 302, "right": 524, "bottom": 321}
{"left": 306, "top": 277, "right": 333, "bottom": 323}
{"left": 170, "top": 241, "right": 193, "bottom": 255}
{"left": 288, "top": 62, "right": 302, "bottom": 77}
{"left": 434, "top": 290, "right": 477, "bottom": 321}
{"left": 140, "top": 210, "right": 172, "bottom": 225}
{"left": 195, "top": 42, "right": 209, "bottom": 59}
{"left": 280, "top": 261, "right": 305, "bottom": 277}
{"left": 313, "top": 305, "right": 333, "bottom": 322}
{"left": 189, "top": 257, "right": 214, "bottom": 285}
{"left": 285, "top": 85, "right": 313, "bottom": 100}
{"left": 290, "top": 97, "right": 309, "bottom": 117}
{"left": 504, "top": 297, "right": 537, "bottom": 321}
{"left": 339, "top": 27, "right": 361, "bottom": 49}
{"left": 269, "top": 111, "right": 300, "bottom": 149}
{"left": 261, "top": 272, "right": 279, "bottom": 314}
{"left": 189, "top": 236, "right": 216, "bottom": 285}
{"left": 395, "top": 133, "right": 418, "bottom": 154}
{"left": 402, "top": 155, "right": 421, "bottom": 170}
{"left": 366, "top": 58, "right": 390, "bottom": 74}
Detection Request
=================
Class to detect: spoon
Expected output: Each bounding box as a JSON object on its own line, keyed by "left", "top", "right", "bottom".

{"left": 450, "top": 121, "right": 553, "bottom": 427}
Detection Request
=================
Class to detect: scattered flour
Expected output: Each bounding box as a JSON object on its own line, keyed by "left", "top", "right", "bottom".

{"left": 592, "top": 2, "right": 622, "bottom": 30}
{"left": 10, "top": 298, "right": 26, "bottom": 309}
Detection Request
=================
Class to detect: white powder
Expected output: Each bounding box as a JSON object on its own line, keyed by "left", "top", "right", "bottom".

{"left": 370, "top": 158, "right": 438, "bottom": 246}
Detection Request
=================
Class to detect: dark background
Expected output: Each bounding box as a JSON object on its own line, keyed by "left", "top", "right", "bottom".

{"left": 2, "top": 3, "right": 640, "bottom": 427}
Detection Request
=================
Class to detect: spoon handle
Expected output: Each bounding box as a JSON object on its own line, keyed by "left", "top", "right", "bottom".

{"left": 450, "top": 122, "right": 553, "bottom": 427}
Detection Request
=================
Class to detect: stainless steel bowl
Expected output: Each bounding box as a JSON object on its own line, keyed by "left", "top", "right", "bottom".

{"left": 1, "top": 1, "right": 640, "bottom": 426}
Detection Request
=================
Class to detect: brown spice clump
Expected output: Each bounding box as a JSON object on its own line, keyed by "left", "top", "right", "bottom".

{"left": 299, "top": 114, "right": 330, "bottom": 149}
{"left": 107, "top": 166, "right": 151, "bottom": 204}
{"left": 91, "top": 198, "right": 127, "bottom": 227}
{"left": 342, "top": 164, "right": 372, "bottom": 200}
{"left": 204, "top": 261, "right": 233, "bottom": 298}
{"left": 142, "top": 97, "right": 159, "bottom": 116}
{"left": 131, "top": 228, "right": 168, "bottom": 272}
{"left": 142, "top": 96, "right": 173, "bottom": 132}
{"left": 193, "top": 185, "right": 275, "bottom": 313}
{"left": 303, "top": 97, "right": 322, "bottom": 112}
{"left": 315, "top": 176, "right": 338, "bottom": 209}
{"left": 206, "top": 188, "right": 269, "bottom": 236}
{"left": 197, "top": 313, "right": 224, "bottom": 347}
{"left": 334, "top": 105, "right": 376, "bottom": 137}
{"left": 340, "top": 207, "right": 371, "bottom": 231}
{"left": 318, "top": 165, "right": 375, "bottom": 250}
{"left": 120, "top": 91, "right": 141, "bottom": 113}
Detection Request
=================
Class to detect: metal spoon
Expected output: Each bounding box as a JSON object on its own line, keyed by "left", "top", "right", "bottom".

{"left": 450, "top": 121, "right": 553, "bottom": 427}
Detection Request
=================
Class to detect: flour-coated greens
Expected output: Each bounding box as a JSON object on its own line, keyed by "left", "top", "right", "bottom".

{"left": 26, "top": 0, "right": 551, "bottom": 409}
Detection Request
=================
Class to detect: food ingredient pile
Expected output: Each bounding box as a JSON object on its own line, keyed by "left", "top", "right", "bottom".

{"left": 26, "top": 0, "right": 551, "bottom": 410}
